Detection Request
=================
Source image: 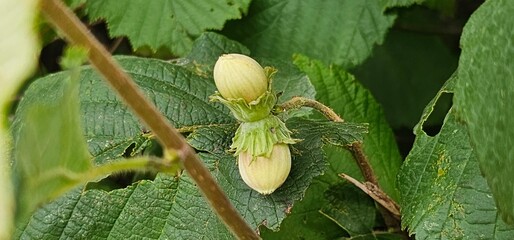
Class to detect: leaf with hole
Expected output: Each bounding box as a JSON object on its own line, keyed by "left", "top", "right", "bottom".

{"left": 398, "top": 76, "right": 514, "bottom": 239}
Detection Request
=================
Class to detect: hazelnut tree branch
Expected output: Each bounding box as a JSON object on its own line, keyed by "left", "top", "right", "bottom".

{"left": 277, "top": 96, "right": 344, "bottom": 122}
{"left": 40, "top": 1, "right": 259, "bottom": 239}
{"left": 277, "top": 96, "right": 400, "bottom": 219}
{"left": 276, "top": 97, "right": 378, "bottom": 184}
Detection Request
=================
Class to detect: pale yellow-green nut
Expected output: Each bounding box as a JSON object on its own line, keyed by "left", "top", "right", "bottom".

{"left": 213, "top": 53, "right": 268, "bottom": 103}
{"left": 238, "top": 144, "right": 291, "bottom": 195}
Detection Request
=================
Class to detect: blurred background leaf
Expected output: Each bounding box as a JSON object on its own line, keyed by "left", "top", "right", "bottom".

{"left": 223, "top": 0, "right": 396, "bottom": 68}
{"left": 84, "top": 0, "right": 251, "bottom": 56}
{"left": 352, "top": 30, "right": 458, "bottom": 129}
{"left": 12, "top": 58, "right": 92, "bottom": 222}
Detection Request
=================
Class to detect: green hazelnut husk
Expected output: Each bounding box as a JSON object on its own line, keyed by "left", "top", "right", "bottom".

{"left": 231, "top": 115, "right": 297, "bottom": 158}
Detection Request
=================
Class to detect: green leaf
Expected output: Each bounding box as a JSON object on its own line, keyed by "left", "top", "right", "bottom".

{"left": 56, "top": 56, "right": 236, "bottom": 165}
{"left": 379, "top": 0, "right": 424, "bottom": 9}
{"left": 454, "top": 0, "right": 514, "bottom": 224}
{"left": 223, "top": 0, "right": 395, "bottom": 68}
{"left": 59, "top": 46, "right": 89, "bottom": 70}
{"left": 398, "top": 76, "right": 514, "bottom": 238}
{"left": 286, "top": 119, "right": 368, "bottom": 148}
{"left": 260, "top": 178, "right": 348, "bottom": 239}
{"left": 14, "top": 35, "right": 321, "bottom": 237}
{"left": 293, "top": 55, "right": 402, "bottom": 201}
{"left": 424, "top": 0, "right": 456, "bottom": 16}
{"left": 0, "top": 0, "right": 39, "bottom": 238}
{"left": 12, "top": 70, "right": 92, "bottom": 221}
{"left": 85, "top": 0, "right": 251, "bottom": 56}
{"left": 352, "top": 30, "right": 458, "bottom": 128}
{"left": 320, "top": 184, "right": 376, "bottom": 236}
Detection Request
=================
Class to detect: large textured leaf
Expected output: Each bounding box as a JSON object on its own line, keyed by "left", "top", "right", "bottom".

{"left": 293, "top": 55, "right": 402, "bottom": 201}
{"left": 85, "top": 0, "right": 251, "bottom": 56}
{"left": 13, "top": 34, "right": 334, "bottom": 238}
{"left": 398, "top": 77, "right": 514, "bottom": 239}
{"left": 25, "top": 56, "right": 233, "bottom": 165}
{"left": 454, "top": 0, "right": 514, "bottom": 224}
{"left": 224, "top": 0, "right": 395, "bottom": 68}
{"left": 0, "top": 0, "right": 39, "bottom": 238}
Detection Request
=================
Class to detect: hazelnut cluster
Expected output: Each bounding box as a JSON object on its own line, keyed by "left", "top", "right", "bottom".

{"left": 211, "top": 54, "right": 296, "bottom": 194}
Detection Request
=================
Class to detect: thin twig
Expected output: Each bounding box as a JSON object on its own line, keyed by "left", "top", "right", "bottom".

{"left": 339, "top": 173, "right": 401, "bottom": 220}
{"left": 276, "top": 96, "right": 344, "bottom": 122}
{"left": 349, "top": 142, "right": 378, "bottom": 185}
{"left": 278, "top": 97, "right": 379, "bottom": 185}
{"left": 278, "top": 96, "right": 401, "bottom": 223}
{"left": 109, "top": 37, "right": 124, "bottom": 53}
{"left": 40, "top": 1, "right": 259, "bottom": 239}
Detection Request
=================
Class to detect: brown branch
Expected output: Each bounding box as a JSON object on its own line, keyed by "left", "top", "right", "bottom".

{"left": 349, "top": 142, "right": 378, "bottom": 186}
{"left": 40, "top": 1, "right": 259, "bottom": 239}
{"left": 276, "top": 96, "right": 344, "bottom": 122}
{"left": 339, "top": 173, "right": 400, "bottom": 220}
